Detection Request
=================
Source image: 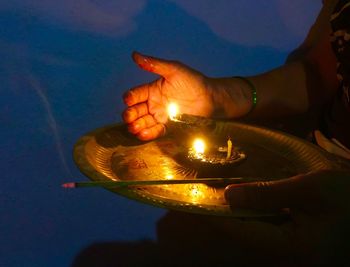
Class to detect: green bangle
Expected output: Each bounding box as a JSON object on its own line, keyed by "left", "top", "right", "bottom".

{"left": 234, "top": 76, "right": 257, "bottom": 114}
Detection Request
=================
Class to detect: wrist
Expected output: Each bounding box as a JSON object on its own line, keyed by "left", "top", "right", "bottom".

{"left": 233, "top": 76, "right": 257, "bottom": 116}
{"left": 208, "top": 77, "right": 255, "bottom": 118}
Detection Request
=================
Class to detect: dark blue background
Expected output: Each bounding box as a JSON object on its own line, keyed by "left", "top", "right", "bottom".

{"left": 0, "top": 1, "right": 320, "bottom": 266}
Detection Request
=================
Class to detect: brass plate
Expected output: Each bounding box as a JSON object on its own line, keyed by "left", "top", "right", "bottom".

{"left": 73, "top": 121, "right": 338, "bottom": 217}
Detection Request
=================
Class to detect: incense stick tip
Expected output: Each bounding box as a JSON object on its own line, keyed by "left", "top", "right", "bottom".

{"left": 62, "top": 182, "right": 76, "bottom": 188}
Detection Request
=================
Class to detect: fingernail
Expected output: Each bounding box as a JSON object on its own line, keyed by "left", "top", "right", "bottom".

{"left": 122, "top": 109, "right": 135, "bottom": 122}
{"left": 132, "top": 123, "right": 140, "bottom": 132}
{"left": 128, "top": 123, "right": 140, "bottom": 134}
{"left": 123, "top": 91, "right": 133, "bottom": 106}
{"left": 132, "top": 51, "right": 143, "bottom": 57}
{"left": 138, "top": 129, "right": 149, "bottom": 140}
{"left": 133, "top": 51, "right": 147, "bottom": 62}
{"left": 225, "top": 185, "right": 247, "bottom": 208}
{"left": 132, "top": 52, "right": 156, "bottom": 72}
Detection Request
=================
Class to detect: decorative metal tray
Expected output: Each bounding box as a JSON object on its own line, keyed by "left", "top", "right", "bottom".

{"left": 73, "top": 121, "right": 340, "bottom": 217}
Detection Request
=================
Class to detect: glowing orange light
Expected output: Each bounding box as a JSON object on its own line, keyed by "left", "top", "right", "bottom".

{"left": 165, "top": 174, "right": 174, "bottom": 179}
{"left": 193, "top": 138, "right": 205, "bottom": 154}
{"left": 168, "top": 103, "right": 178, "bottom": 120}
{"left": 188, "top": 184, "right": 205, "bottom": 204}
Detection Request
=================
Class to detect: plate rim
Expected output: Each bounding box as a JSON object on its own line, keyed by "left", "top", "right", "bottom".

{"left": 73, "top": 121, "right": 346, "bottom": 217}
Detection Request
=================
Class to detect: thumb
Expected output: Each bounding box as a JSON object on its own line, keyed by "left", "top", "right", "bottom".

{"left": 132, "top": 51, "right": 179, "bottom": 77}
{"left": 225, "top": 174, "right": 314, "bottom": 211}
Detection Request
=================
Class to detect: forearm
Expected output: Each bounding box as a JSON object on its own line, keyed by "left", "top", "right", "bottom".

{"left": 248, "top": 60, "right": 310, "bottom": 117}
{"left": 210, "top": 0, "right": 339, "bottom": 119}
{"left": 211, "top": 44, "right": 338, "bottom": 119}
{"left": 248, "top": 32, "right": 338, "bottom": 118}
{"left": 210, "top": 60, "right": 310, "bottom": 118}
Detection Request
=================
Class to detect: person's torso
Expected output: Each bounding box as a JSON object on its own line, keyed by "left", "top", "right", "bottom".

{"left": 323, "top": 0, "right": 350, "bottom": 149}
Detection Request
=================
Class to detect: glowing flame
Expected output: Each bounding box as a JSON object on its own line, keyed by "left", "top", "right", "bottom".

{"left": 193, "top": 138, "right": 205, "bottom": 154}
{"left": 168, "top": 103, "right": 178, "bottom": 120}
{"left": 165, "top": 174, "right": 174, "bottom": 179}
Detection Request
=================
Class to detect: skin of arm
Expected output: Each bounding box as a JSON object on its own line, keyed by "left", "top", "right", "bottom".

{"left": 209, "top": 0, "right": 339, "bottom": 119}
{"left": 122, "top": 1, "right": 339, "bottom": 140}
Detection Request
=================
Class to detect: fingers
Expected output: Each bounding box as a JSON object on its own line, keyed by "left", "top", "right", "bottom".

{"left": 123, "top": 84, "right": 150, "bottom": 107}
{"left": 132, "top": 51, "right": 179, "bottom": 77}
{"left": 122, "top": 103, "right": 149, "bottom": 123}
{"left": 225, "top": 174, "right": 311, "bottom": 212}
{"left": 127, "top": 114, "right": 157, "bottom": 134}
{"left": 124, "top": 109, "right": 166, "bottom": 141}
{"left": 136, "top": 123, "right": 166, "bottom": 141}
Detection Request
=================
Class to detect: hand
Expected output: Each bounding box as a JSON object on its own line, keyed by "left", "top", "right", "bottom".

{"left": 225, "top": 169, "right": 350, "bottom": 213}
{"left": 222, "top": 169, "right": 350, "bottom": 263}
{"left": 122, "top": 52, "right": 215, "bottom": 140}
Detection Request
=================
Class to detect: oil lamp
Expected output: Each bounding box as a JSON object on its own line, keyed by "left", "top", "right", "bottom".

{"left": 188, "top": 138, "right": 206, "bottom": 160}
{"left": 167, "top": 103, "right": 246, "bottom": 175}
{"left": 187, "top": 136, "right": 245, "bottom": 166}
{"left": 166, "top": 102, "right": 216, "bottom": 132}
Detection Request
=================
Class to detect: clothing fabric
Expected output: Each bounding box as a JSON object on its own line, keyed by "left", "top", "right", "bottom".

{"left": 324, "top": 0, "right": 350, "bottom": 149}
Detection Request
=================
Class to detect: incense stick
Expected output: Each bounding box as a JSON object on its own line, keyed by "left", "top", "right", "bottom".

{"left": 62, "top": 177, "right": 259, "bottom": 189}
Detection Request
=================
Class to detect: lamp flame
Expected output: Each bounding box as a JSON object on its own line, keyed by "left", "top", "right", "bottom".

{"left": 193, "top": 138, "right": 205, "bottom": 154}
{"left": 168, "top": 103, "right": 178, "bottom": 120}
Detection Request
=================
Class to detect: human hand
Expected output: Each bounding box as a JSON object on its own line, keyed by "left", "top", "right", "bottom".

{"left": 223, "top": 169, "right": 350, "bottom": 263}
{"left": 122, "top": 52, "right": 215, "bottom": 141}
{"left": 225, "top": 169, "right": 350, "bottom": 214}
